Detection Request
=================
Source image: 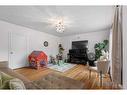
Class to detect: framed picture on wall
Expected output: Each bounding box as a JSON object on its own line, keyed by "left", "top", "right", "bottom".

{"left": 44, "top": 41, "right": 48, "bottom": 47}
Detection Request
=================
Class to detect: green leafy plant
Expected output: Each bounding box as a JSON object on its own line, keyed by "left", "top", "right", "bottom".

{"left": 58, "top": 44, "right": 64, "bottom": 54}
{"left": 94, "top": 40, "right": 109, "bottom": 60}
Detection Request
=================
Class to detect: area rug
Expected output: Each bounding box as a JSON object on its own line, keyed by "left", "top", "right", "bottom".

{"left": 47, "top": 63, "right": 76, "bottom": 72}
{"left": 33, "top": 73, "right": 85, "bottom": 89}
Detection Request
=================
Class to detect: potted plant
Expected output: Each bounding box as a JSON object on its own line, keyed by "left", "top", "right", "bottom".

{"left": 58, "top": 44, "right": 64, "bottom": 55}
{"left": 94, "top": 40, "right": 109, "bottom": 60}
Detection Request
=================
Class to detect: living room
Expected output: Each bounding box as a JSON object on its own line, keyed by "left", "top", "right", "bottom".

{"left": 0, "top": 4, "right": 127, "bottom": 91}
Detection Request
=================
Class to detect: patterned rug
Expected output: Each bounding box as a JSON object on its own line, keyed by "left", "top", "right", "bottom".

{"left": 47, "top": 63, "right": 76, "bottom": 72}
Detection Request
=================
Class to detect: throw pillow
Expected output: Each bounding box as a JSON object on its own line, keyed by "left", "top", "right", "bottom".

{"left": 9, "top": 78, "right": 26, "bottom": 90}
{"left": 0, "top": 71, "right": 14, "bottom": 89}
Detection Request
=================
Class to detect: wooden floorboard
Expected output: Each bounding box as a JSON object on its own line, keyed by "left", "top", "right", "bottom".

{"left": 15, "top": 64, "right": 119, "bottom": 89}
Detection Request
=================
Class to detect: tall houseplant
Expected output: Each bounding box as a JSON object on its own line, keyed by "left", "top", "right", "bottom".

{"left": 94, "top": 40, "right": 109, "bottom": 60}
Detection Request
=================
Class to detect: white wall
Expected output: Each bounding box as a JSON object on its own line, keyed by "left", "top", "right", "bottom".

{"left": 123, "top": 6, "right": 127, "bottom": 89}
{"left": 0, "top": 23, "right": 9, "bottom": 61}
{"left": 61, "top": 30, "right": 110, "bottom": 58}
{"left": 0, "top": 20, "right": 61, "bottom": 67}
{"left": 28, "top": 30, "right": 61, "bottom": 59}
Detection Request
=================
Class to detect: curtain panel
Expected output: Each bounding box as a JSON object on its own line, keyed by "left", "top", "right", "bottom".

{"left": 112, "top": 6, "right": 123, "bottom": 86}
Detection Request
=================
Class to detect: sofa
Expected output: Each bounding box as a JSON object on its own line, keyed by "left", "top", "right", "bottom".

{"left": 0, "top": 61, "right": 85, "bottom": 89}
{"left": 0, "top": 61, "right": 39, "bottom": 89}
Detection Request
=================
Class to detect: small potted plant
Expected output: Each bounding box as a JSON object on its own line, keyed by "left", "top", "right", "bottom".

{"left": 56, "top": 44, "right": 64, "bottom": 65}
{"left": 58, "top": 44, "right": 64, "bottom": 55}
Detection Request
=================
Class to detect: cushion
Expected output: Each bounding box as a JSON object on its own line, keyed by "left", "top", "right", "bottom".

{"left": 99, "top": 56, "right": 108, "bottom": 61}
{"left": 0, "top": 68, "right": 30, "bottom": 83}
{"left": 0, "top": 71, "right": 14, "bottom": 89}
{"left": 9, "top": 78, "right": 26, "bottom": 90}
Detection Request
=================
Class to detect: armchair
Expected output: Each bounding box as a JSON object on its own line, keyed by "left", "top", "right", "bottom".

{"left": 88, "top": 60, "right": 110, "bottom": 87}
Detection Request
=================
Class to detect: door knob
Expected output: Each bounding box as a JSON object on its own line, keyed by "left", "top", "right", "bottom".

{"left": 10, "top": 52, "right": 13, "bottom": 54}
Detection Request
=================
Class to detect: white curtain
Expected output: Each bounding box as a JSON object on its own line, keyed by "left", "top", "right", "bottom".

{"left": 112, "top": 6, "right": 123, "bottom": 86}
{"left": 109, "top": 29, "right": 112, "bottom": 79}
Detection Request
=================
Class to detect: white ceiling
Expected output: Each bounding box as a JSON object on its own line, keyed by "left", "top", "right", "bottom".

{"left": 0, "top": 6, "right": 114, "bottom": 36}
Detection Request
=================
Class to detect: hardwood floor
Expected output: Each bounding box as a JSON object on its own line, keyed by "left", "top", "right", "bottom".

{"left": 15, "top": 64, "right": 118, "bottom": 89}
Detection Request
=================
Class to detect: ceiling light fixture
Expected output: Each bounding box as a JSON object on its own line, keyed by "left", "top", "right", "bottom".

{"left": 56, "top": 17, "right": 65, "bottom": 33}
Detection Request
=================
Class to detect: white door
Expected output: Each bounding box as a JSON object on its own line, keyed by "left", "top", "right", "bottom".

{"left": 9, "top": 32, "right": 28, "bottom": 69}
